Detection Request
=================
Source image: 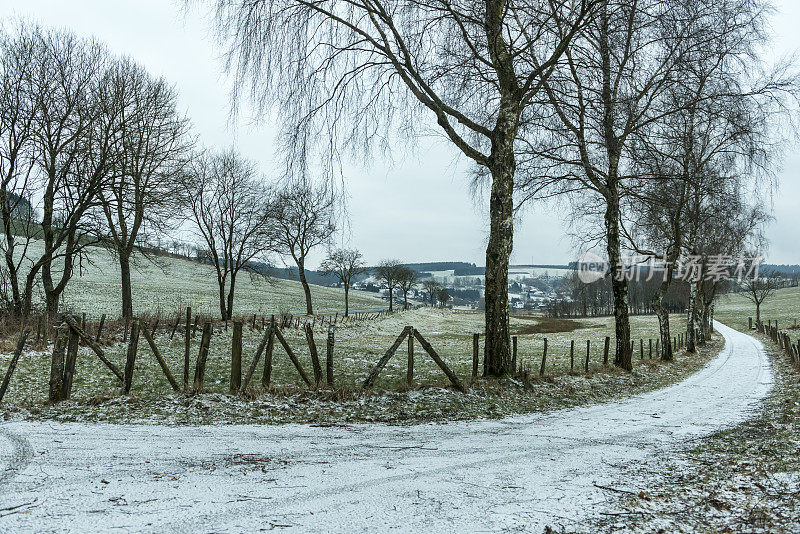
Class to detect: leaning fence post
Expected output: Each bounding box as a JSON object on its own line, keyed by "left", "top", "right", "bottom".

{"left": 230, "top": 321, "right": 243, "bottom": 394}
{"left": 96, "top": 313, "right": 106, "bottom": 343}
{"left": 540, "top": 338, "right": 547, "bottom": 376}
{"left": 0, "top": 330, "right": 29, "bottom": 406}
{"left": 49, "top": 325, "right": 69, "bottom": 403}
{"left": 472, "top": 333, "right": 479, "bottom": 378}
{"left": 326, "top": 325, "right": 335, "bottom": 387}
{"left": 124, "top": 319, "right": 140, "bottom": 394}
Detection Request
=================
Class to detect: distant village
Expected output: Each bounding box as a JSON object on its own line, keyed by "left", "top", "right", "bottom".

{"left": 350, "top": 263, "right": 572, "bottom": 310}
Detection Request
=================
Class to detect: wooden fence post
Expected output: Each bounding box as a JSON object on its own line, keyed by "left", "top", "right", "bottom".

{"left": 603, "top": 336, "right": 610, "bottom": 365}
{"left": 540, "top": 338, "right": 547, "bottom": 377}
{"left": 192, "top": 322, "right": 212, "bottom": 392}
{"left": 304, "top": 323, "right": 323, "bottom": 387}
{"left": 412, "top": 330, "right": 467, "bottom": 393}
{"left": 0, "top": 331, "right": 29, "bottom": 406}
{"left": 407, "top": 326, "right": 415, "bottom": 385}
{"left": 49, "top": 325, "right": 69, "bottom": 403}
{"left": 184, "top": 306, "right": 191, "bottom": 391}
{"left": 273, "top": 328, "right": 312, "bottom": 386}
{"left": 585, "top": 340, "right": 590, "bottom": 373}
{"left": 62, "top": 326, "right": 80, "bottom": 399}
{"left": 570, "top": 340, "right": 575, "bottom": 372}
{"left": 96, "top": 314, "right": 106, "bottom": 343}
{"left": 140, "top": 326, "right": 181, "bottom": 392}
{"left": 170, "top": 313, "right": 179, "bottom": 340}
{"left": 124, "top": 319, "right": 140, "bottom": 394}
{"left": 262, "top": 318, "right": 277, "bottom": 389}
{"left": 472, "top": 333, "right": 479, "bottom": 378}
{"left": 326, "top": 325, "right": 335, "bottom": 387}
{"left": 640, "top": 339, "right": 644, "bottom": 360}
{"left": 749, "top": 317, "right": 753, "bottom": 330}
{"left": 649, "top": 339, "right": 653, "bottom": 359}
{"left": 230, "top": 321, "right": 243, "bottom": 393}
{"left": 512, "top": 336, "right": 518, "bottom": 373}
{"left": 363, "top": 327, "right": 410, "bottom": 389}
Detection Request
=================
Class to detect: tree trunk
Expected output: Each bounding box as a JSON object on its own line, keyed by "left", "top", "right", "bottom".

{"left": 605, "top": 195, "right": 632, "bottom": 371}
{"left": 686, "top": 281, "right": 697, "bottom": 352}
{"left": 344, "top": 286, "right": 349, "bottom": 316}
{"left": 298, "top": 259, "right": 313, "bottom": 315}
{"left": 217, "top": 274, "right": 228, "bottom": 320}
{"left": 484, "top": 158, "right": 514, "bottom": 376}
{"left": 119, "top": 251, "right": 133, "bottom": 319}
{"left": 226, "top": 271, "right": 237, "bottom": 320}
{"left": 655, "top": 299, "right": 672, "bottom": 361}
{"left": 388, "top": 287, "right": 393, "bottom": 312}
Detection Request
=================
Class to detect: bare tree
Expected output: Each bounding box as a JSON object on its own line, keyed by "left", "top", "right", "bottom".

{"left": 437, "top": 287, "right": 451, "bottom": 308}
{"left": 203, "top": 0, "right": 600, "bottom": 376}
{"left": 319, "top": 248, "right": 366, "bottom": 316}
{"left": 269, "top": 177, "right": 336, "bottom": 315}
{"left": 184, "top": 148, "right": 272, "bottom": 319}
{"left": 421, "top": 279, "right": 441, "bottom": 307}
{"left": 374, "top": 259, "right": 403, "bottom": 312}
{"left": 743, "top": 272, "right": 776, "bottom": 326}
{"left": 26, "top": 27, "right": 110, "bottom": 319}
{"left": 98, "top": 56, "right": 192, "bottom": 319}
{"left": 0, "top": 24, "right": 39, "bottom": 316}
{"left": 396, "top": 266, "right": 419, "bottom": 310}
{"left": 532, "top": 0, "right": 784, "bottom": 370}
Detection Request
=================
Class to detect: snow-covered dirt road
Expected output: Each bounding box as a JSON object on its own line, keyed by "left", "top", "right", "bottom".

{"left": 0, "top": 322, "right": 772, "bottom": 533}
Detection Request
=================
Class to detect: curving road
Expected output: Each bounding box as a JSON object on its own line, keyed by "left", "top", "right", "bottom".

{"left": 0, "top": 322, "right": 772, "bottom": 532}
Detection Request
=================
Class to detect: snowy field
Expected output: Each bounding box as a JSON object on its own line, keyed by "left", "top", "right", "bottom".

{"left": 3, "top": 239, "right": 384, "bottom": 319}
{"left": 715, "top": 286, "right": 800, "bottom": 332}
{"left": 0, "top": 322, "right": 772, "bottom": 532}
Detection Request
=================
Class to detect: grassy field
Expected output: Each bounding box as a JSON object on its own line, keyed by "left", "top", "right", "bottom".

{"left": 715, "top": 286, "right": 800, "bottom": 332}
{"left": 7, "top": 239, "right": 385, "bottom": 320}
{"left": 0, "top": 307, "right": 712, "bottom": 424}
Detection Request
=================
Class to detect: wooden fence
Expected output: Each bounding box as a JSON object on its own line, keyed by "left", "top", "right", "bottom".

{"left": 751, "top": 317, "right": 800, "bottom": 368}
{"left": 0, "top": 309, "right": 689, "bottom": 406}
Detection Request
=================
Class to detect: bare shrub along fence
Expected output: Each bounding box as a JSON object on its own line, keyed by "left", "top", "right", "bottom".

{"left": 0, "top": 307, "right": 690, "bottom": 406}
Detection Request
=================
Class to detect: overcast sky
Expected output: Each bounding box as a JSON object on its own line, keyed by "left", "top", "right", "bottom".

{"left": 1, "top": 0, "right": 797, "bottom": 267}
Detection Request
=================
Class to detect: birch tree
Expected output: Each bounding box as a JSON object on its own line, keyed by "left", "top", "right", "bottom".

{"left": 201, "top": 0, "right": 599, "bottom": 375}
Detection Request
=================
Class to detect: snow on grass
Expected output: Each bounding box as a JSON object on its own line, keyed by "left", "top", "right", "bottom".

{"left": 0, "top": 307, "right": 708, "bottom": 425}
{"left": 7, "top": 238, "right": 384, "bottom": 320}
{"left": 715, "top": 286, "right": 800, "bottom": 332}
